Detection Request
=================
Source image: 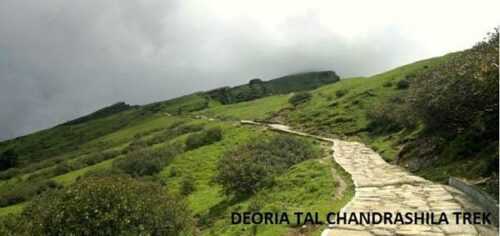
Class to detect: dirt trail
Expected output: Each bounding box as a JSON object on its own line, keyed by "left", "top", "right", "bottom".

{"left": 253, "top": 122, "right": 498, "bottom": 236}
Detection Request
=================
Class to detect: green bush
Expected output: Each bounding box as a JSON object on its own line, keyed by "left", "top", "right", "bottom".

{"left": 0, "top": 168, "right": 20, "bottom": 180}
{"left": 0, "top": 180, "right": 62, "bottom": 207}
{"left": 122, "top": 138, "right": 148, "bottom": 154}
{"left": 0, "top": 149, "right": 17, "bottom": 171}
{"left": 81, "top": 167, "right": 126, "bottom": 179}
{"left": 0, "top": 214, "right": 24, "bottom": 235}
{"left": 12, "top": 176, "right": 192, "bottom": 235}
{"left": 147, "top": 123, "right": 204, "bottom": 147}
{"left": 80, "top": 150, "right": 120, "bottom": 166}
{"left": 180, "top": 175, "right": 196, "bottom": 195}
{"left": 288, "top": 92, "right": 312, "bottom": 106}
{"left": 185, "top": 127, "right": 223, "bottom": 151}
{"left": 113, "top": 144, "right": 182, "bottom": 177}
{"left": 52, "top": 162, "right": 73, "bottom": 176}
{"left": 215, "top": 134, "right": 319, "bottom": 197}
{"left": 396, "top": 78, "right": 411, "bottom": 89}
{"left": 25, "top": 150, "right": 122, "bottom": 181}
{"left": 407, "top": 29, "right": 498, "bottom": 136}
{"left": 382, "top": 81, "right": 393, "bottom": 87}
{"left": 215, "top": 146, "right": 273, "bottom": 197}
{"left": 367, "top": 99, "right": 416, "bottom": 132}
{"left": 335, "top": 89, "right": 348, "bottom": 98}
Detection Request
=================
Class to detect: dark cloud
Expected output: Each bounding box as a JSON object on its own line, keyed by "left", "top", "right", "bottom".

{"left": 0, "top": 0, "right": 496, "bottom": 140}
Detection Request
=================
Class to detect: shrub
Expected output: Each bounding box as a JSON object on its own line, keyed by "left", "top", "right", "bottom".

{"left": 383, "top": 81, "right": 393, "bottom": 87}
{"left": 215, "top": 146, "right": 273, "bottom": 197}
{"left": 288, "top": 92, "right": 312, "bottom": 106}
{"left": 180, "top": 175, "right": 196, "bottom": 195}
{"left": 169, "top": 167, "right": 178, "bottom": 177}
{"left": 335, "top": 89, "right": 348, "bottom": 98}
{"left": 114, "top": 150, "right": 161, "bottom": 176}
{"left": 0, "top": 149, "right": 17, "bottom": 171}
{"left": 396, "top": 78, "right": 410, "bottom": 89}
{"left": 0, "top": 168, "right": 20, "bottom": 180}
{"left": 123, "top": 138, "right": 148, "bottom": 154}
{"left": 0, "top": 180, "right": 62, "bottom": 207}
{"left": 407, "top": 29, "right": 498, "bottom": 136}
{"left": 0, "top": 214, "right": 27, "bottom": 235}
{"left": 52, "top": 162, "right": 73, "bottom": 176}
{"left": 113, "top": 144, "right": 182, "bottom": 177}
{"left": 367, "top": 99, "right": 416, "bottom": 132}
{"left": 147, "top": 123, "right": 204, "bottom": 147}
{"left": 215, "top": 134, "right": 319, "bottom": 197}
{"left": 185, "top": 127, "right": 223, "bottom": 150}
{"left": 81, "top": 168, "right": 126, "bottom": 179}
{"left": 14, "top": 176, "right": 192, "bottom": 235}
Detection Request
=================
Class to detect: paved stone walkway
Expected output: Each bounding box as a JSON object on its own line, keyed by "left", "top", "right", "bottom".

{"left": 260, "top": 123, "right": 498, "bottom": 236}
{"left": 322, "top": 139, "right": 499, "bottom": 236}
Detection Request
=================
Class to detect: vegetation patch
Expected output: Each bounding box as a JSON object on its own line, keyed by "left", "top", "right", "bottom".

{"left": 1, "top": 176, "right": 192, "bottom": 235}
{"left": 185, "top": 127, "right": 223, "bottom": 151}
{"left": 288, "top": 92, "right": 312, "bottom": 107}
{"left": 215, "top": 134, "right": 320, "bottom": 197}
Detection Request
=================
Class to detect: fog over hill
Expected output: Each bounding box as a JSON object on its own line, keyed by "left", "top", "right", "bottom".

{"left": 0, "top": 0, "right": 499, "bottom": 140}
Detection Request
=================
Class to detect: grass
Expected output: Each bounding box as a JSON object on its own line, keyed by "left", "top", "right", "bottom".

{"left": 197, "top": 95, "right": 290, "bottom": 121}
{"left": 52, "top": 158, "right": 116, "bottom": 186}
{"left": 96, "top": 114, "right": 183, "bottom": 145}
{"left": 282, "top": 51, "right": 498, "bottom": 197}
{"left": 285, "top": 56, "right": 450, "bottom": 160}
{"left": 0, "top": 202, "right": 26, "bottom": 217}
{"left": 4, "top": 49, "right": 490, "bottom": 234}
{"left": 201, "top": 142, "right": 353, "bottom": 236}
{"left": 156, "top": 118, "right": 353, "bottom": 235}
{"left": 160, "top": 123, "right": 260, "bottom": 214}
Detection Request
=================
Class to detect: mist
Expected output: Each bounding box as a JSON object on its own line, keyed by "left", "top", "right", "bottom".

{"left": 0, "top": 0, "right": 499, "bottom": 140}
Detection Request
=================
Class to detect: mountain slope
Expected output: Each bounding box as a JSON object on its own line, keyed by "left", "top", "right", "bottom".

{"left": 0, "top": 32, "right": 497, "bottom": 235}
{"left": 278, "top": 32, "right": 498, "bottom": 197}
{"left": 0, "top": 71, "right": 347, "bottom": 235}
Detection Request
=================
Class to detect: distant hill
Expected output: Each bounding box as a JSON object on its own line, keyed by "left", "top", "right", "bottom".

{"left": 60, "top": 102, "right": 137, "bottom": 126}
{"left": 0, "top": 70, "right": 340, "bottom": 167}
{"left": 205, "top": 70, "right": 339, "bottom": 104}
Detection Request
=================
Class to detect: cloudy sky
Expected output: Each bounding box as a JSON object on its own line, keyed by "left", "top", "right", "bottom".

{"left": 0, "top": 0, "right": 499, "bottom": 140}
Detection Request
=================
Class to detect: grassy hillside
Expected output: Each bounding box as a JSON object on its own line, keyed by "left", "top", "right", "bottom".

{"left": 278, "top": 31, "right": 499, "bottom": 197}
{"left": 282, "top": 56, "right": 449, "bottom": 154}
{"left": 0, "top": 70, "right": 350, "bottom": 235}
{"left": 0, "top": 117, "right": 352, "bottom": 235}
{"left": 0, "top": 31, "right": 496, "bottom": 235}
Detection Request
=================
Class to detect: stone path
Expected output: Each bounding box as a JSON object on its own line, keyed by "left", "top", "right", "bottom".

{"left": 323, "top": 139, "right": 499, "bottom": 236}
{"left": 258, "top": 122, "right": 498, "bottom": 236}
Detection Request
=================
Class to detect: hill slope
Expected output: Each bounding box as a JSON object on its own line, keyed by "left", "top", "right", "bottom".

{"left": 0, "top": 32, "right": 497, "bottom": 235}
{"left": 278, "top": 32, "right": 499, "bottom": 197}
{"left": 0, "top": 71, "right": 347, "bottom": 235}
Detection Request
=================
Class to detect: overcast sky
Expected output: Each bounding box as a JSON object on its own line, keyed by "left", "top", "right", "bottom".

{"left": 0, "top": 0, "right": 499, "bottom": 140}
